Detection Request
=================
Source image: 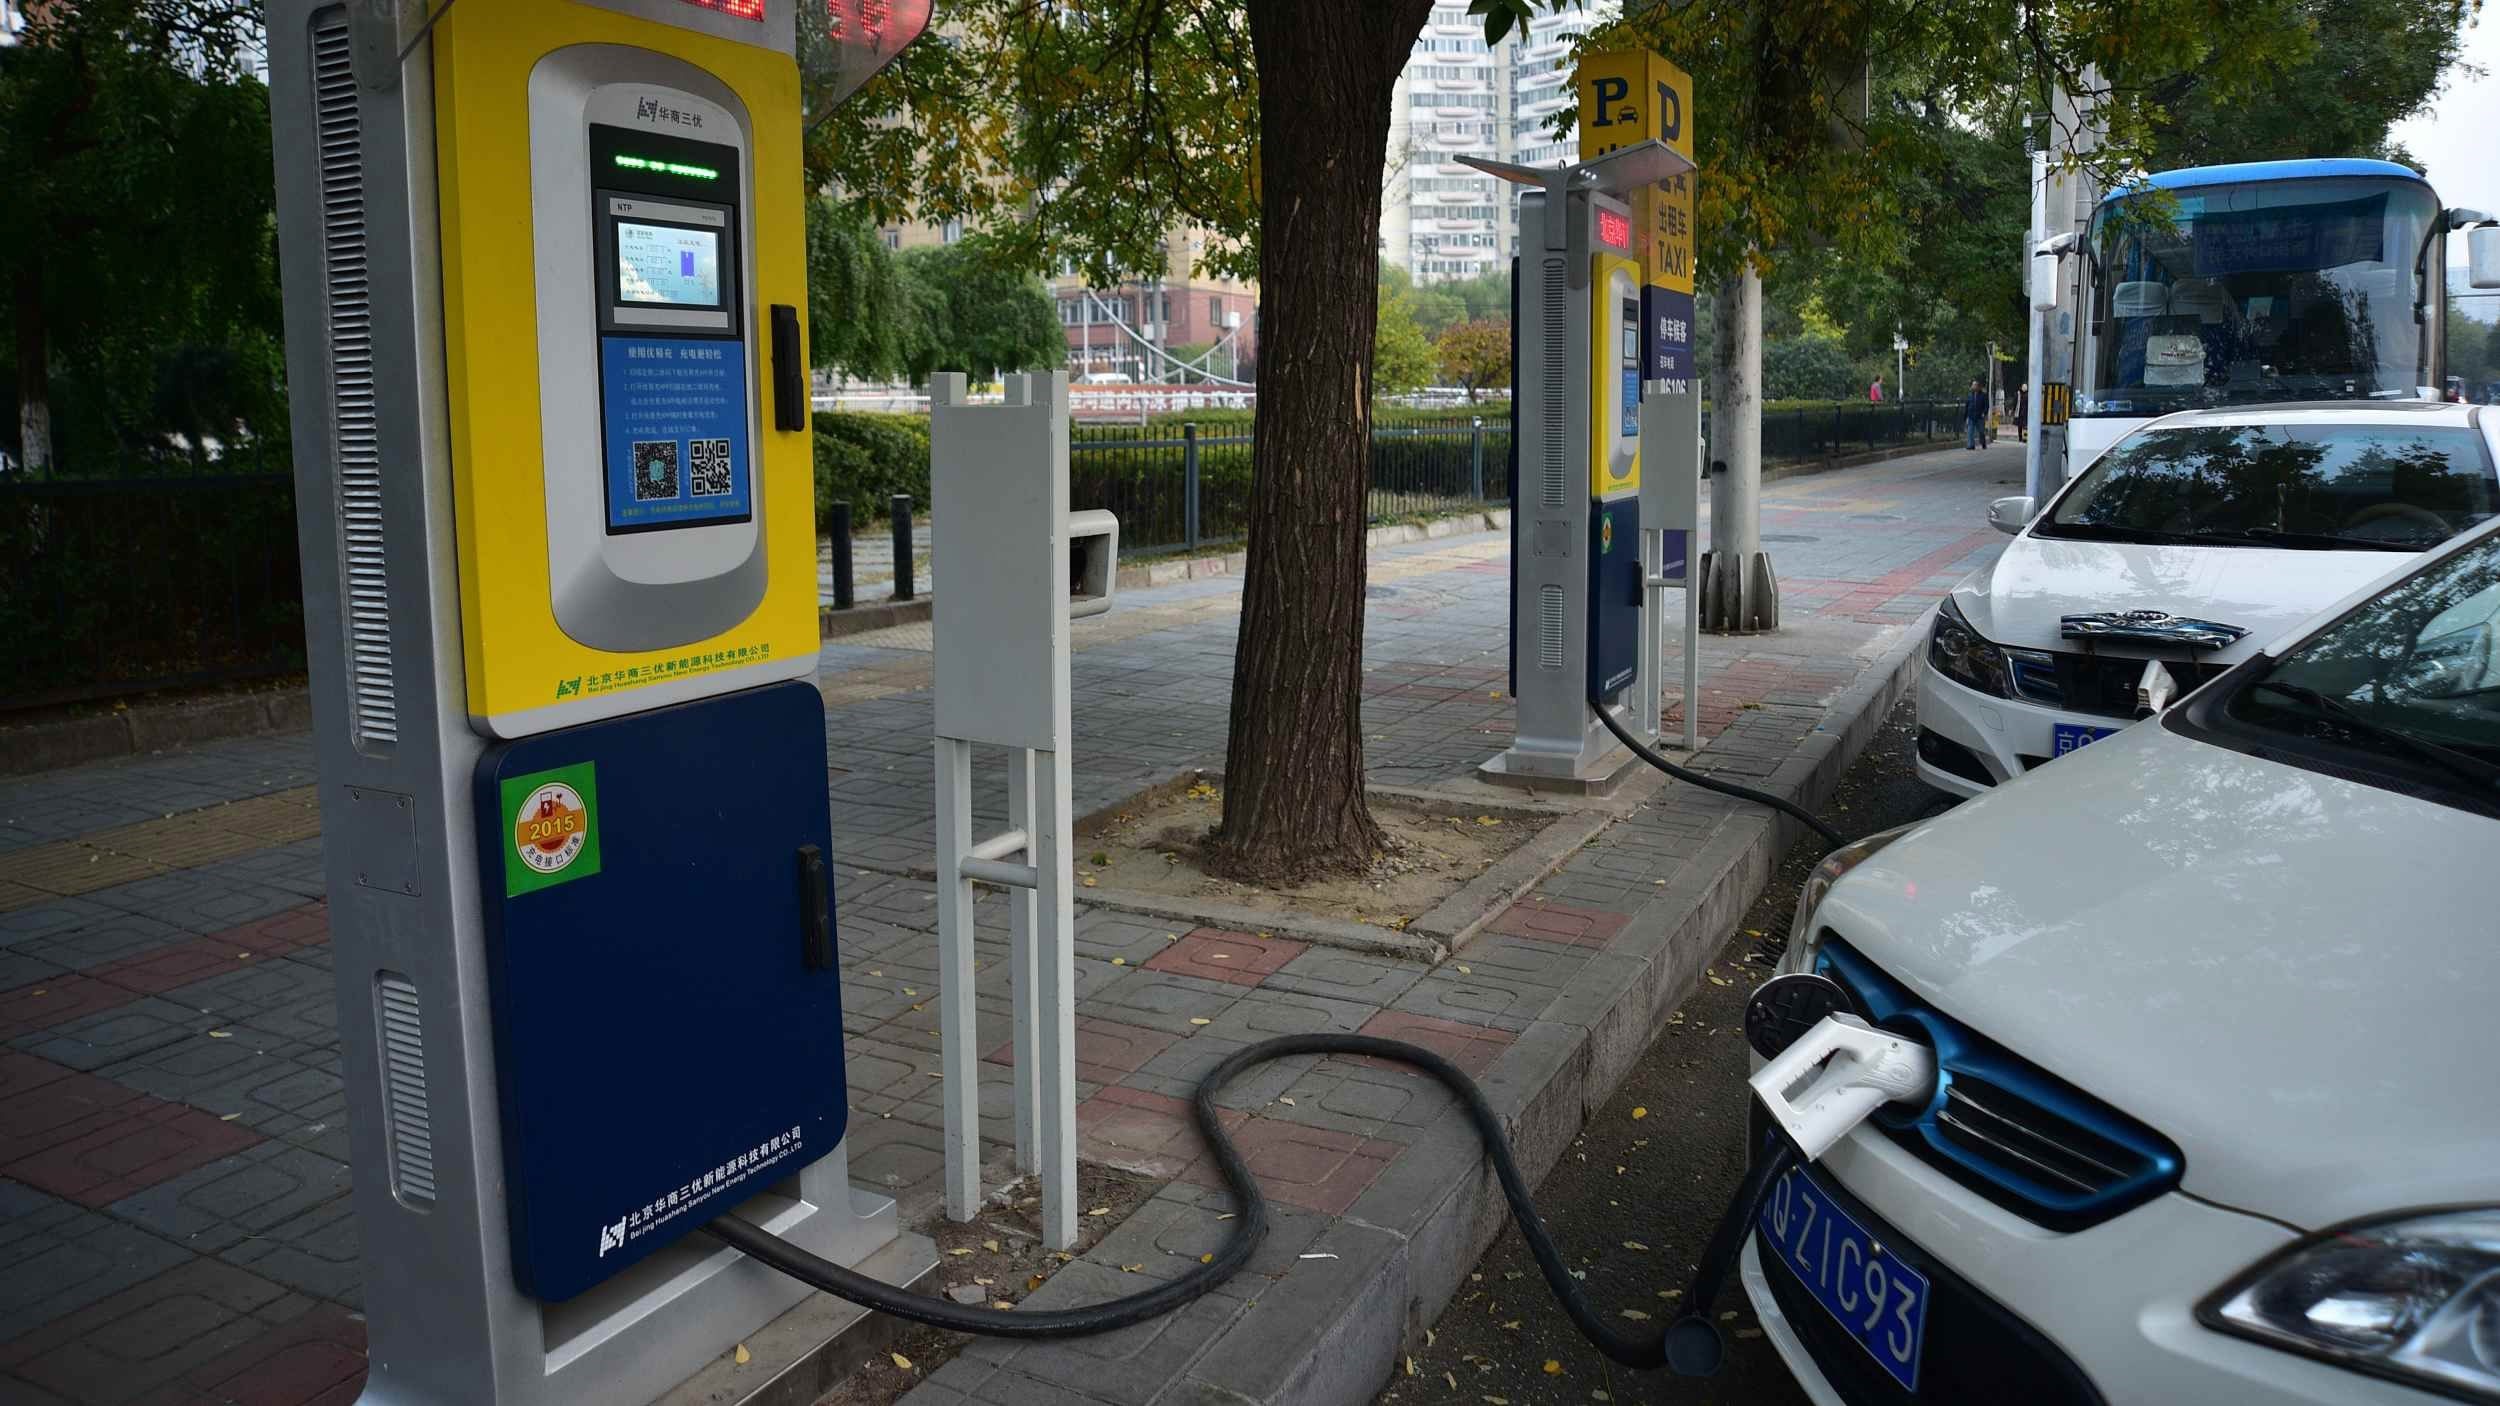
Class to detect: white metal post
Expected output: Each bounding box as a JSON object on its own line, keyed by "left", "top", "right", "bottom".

{"left": 929, "top": 370, "right": 1098, "bottom": 1252}
{"left": 1032, "top": 744, "right": 1079, "bottom": 1249}
{"left": 1008, "top": 747, "right": 1039, "bottom": 1171}
{"left": 934, "top": 736, "right": 981, "bottom": 1222}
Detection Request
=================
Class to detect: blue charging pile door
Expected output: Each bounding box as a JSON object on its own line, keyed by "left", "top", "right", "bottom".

{"left": 475, "top": 681, "right": 845, "bottom": 1302}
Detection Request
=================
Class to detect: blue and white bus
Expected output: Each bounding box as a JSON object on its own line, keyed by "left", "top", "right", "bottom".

{"left": 2069, "top": 157, "right": 2466, "bottom": 469}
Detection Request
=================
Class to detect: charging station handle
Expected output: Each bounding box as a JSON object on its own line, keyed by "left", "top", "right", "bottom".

{"left": 797, "top": 843, "right": 832, "bottom": 970}
{"left": 771, "top": 305, "right": 805, "bottom": 432}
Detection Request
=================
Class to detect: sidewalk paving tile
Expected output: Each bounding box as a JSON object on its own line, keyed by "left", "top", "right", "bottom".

{"left": 1139, "top": 929, "right": 1308, "bottom": 987}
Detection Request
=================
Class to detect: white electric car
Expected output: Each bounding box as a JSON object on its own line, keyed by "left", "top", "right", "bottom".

{"left": 1916, "top": 401, "right": 2500, "bottom": 798}
{"left": 1747, "top": 512, "right": 2500, "bottom": 1404}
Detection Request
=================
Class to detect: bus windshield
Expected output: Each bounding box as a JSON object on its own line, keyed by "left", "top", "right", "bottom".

{"left": 2080, "top": 176, "right": 2442, "bottom": 417}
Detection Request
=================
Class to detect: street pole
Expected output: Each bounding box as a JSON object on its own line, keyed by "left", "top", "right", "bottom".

{"left": 2024, "top": 150, "right": 2051, "bottom": 502}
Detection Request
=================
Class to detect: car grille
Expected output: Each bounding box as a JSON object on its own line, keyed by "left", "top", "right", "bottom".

{"left": 2007, "top": 649, "right": 2231, "bottom": 720}
{"left": 1751, "top": 1145, "right": 2109, "bottom": 1406}
{"left": 1815, "top": 937, "right": 2183, "bottom": 1231}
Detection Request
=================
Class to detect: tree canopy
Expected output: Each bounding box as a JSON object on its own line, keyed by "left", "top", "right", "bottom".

{"left": 1435, "top": 318, "right": 1511, "bottom": 403}
{"left": 803, "top": 201, "right": 1063, "bottom": 385}
{"left": 1, "top": 0, "right": 281, "bottom": 473}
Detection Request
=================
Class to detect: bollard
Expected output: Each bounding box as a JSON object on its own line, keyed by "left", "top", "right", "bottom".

{"left": 891, "top": 494, "right": 915, "bottom": 602}
{"left": 831, "top": 500, "right": 855, "bottom": 610}
{"left": 1182, "top": 422, "right": 1201, "bottom": 550}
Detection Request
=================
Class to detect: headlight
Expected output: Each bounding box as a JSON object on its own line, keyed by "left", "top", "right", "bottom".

{"left": 1928, "top": 595, "right": 2012, "bottom": 698}
{"left": 2203, "top": 1208, "right": 2500, "bottom": 1400}
{"left": 1779, "top": 821, "right": 1920, "bottom": 973}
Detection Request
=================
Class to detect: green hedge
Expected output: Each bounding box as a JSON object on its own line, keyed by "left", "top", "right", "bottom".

{"left": 812, "top": 411, "right": 931, "bottom": 533}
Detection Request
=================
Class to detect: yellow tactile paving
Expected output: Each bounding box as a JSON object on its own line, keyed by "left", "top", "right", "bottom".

{"left": 0, "top": 786, "right": 322, "bottom": 911}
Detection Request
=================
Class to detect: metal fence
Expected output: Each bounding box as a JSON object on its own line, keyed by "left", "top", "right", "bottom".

{"left": 1071, "top": 415, "right": 1514, "bottom": 555}
{"left": 1709, "top": 399, "right": 1962, "bottom": 464}
{"left": 0, "top": 474, "right": 305, "bottom": 712}
{"left": 0, "top": 398, "right": 1961, "bottom": 710}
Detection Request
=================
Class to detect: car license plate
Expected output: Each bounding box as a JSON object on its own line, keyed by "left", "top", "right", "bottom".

{"left": 1758, "top": 1167, "right": 1929, "bottom": 1391}
{"left": 2052, "top": 721, "right": 2118, "bottom": 756}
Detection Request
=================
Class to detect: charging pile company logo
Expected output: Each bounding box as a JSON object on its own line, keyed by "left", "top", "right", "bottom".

{"left": 499, "top": 761, "right": 603, "bottom": 896}
{"left": 598, "top": 1216, "right": 628, "bottom": 1258}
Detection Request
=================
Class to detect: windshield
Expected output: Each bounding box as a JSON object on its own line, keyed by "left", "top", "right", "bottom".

{"left": 2222, "top": 529, "right": 2500, "bottom": 792}
{"left": 2039, "top": 421, "right": 2496, "bottom": 550}
{"left": 2079, "top": 176, "right": 2442, "bottom": 416}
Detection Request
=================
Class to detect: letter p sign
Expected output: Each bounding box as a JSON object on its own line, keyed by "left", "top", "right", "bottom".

{"left": 1592, "top": 75, "right": 1631, "bottom": 127}
{"left": 1657, "top": 81, "right": 1682, "bottom": 142}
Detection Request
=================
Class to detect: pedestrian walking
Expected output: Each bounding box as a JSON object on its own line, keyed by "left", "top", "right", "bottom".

{"left": 1963, "top": 379, "right": 1987, "bottom": 450}
{"left": 2014, "top": 382, "right": 2029, "bottom": 443}
{"left": 1868, "top": 376, "right": 1885, "bottom": 404}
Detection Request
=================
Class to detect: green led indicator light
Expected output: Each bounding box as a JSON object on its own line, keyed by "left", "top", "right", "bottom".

{"left": 613, "top": 153, "right": 720, "bottom": 180}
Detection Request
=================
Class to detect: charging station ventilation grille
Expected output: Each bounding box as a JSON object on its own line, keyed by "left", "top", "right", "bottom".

{"left": 375, "top": 972, "right": 437, "bottom": 1207}
{"left": 1538, "top": 585, "right": 1566, "bottom": 670}
{"left": 1537, "top": 256, "right": 1568, "bottom": 510}
{"left": 312, "top": 11, "right": 398, "bottom": 750}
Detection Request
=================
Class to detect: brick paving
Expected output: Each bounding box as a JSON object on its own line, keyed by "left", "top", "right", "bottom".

{"left": 0, "top": 442, "right": 2020, "bottom": 1405}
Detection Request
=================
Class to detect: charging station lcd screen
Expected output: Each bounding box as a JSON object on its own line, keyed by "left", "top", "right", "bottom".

{"left": 617, "top": 221, "right": 722, "bottom": 309}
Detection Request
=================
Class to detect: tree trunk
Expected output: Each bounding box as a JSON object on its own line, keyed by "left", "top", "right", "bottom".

{"left": 15, "top": 265, "right": 50, "bottom": 475}
{"left": 1210, "top": 0, "right": 1428, "bottom": 880}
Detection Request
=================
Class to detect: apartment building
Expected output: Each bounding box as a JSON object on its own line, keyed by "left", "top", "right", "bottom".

{"left": 1380, "top": 1, "right": 1617, "bottom": 283}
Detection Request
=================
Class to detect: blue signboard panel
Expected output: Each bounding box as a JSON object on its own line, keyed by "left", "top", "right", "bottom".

{"left": 1644, "top": 286, "right": 1697, "bottom": 388}
{"left": 1661, "top": 527, "right": 1688, "bottom": 584}
{"left": 599, "top": 335, "right": 751, "bottom": 532}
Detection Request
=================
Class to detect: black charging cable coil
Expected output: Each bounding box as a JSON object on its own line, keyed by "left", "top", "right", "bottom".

{"left": 709, "top": 1032, "right": 1799, "bottom": 1373}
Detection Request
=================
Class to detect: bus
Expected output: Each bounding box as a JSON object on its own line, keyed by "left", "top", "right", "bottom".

{"left": 2067, "top": 158, "right": 2462, "bottom": 470}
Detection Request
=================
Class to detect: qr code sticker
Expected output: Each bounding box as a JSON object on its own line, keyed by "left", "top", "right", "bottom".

{"left": 689, "top": 438, "right": 734, "bottom": 497}
{"left": 632, "top": 440, "right": 680, "bottom": 502}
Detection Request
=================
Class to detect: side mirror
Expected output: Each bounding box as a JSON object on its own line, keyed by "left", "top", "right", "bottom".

{"left": 2471, "top": 227, "right": 2500, "bottom": 291}
{"left": 2030, "top": 251, "right": 2061, "bottom": 310}
{"left": 1067, "top": 508, "right": 1119, "bottom": 619}
{"left": 1987, "top": 495, "right": 2035, "bottom": 536}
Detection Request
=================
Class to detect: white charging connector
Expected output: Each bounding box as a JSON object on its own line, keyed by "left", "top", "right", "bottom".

{"left": 1747, "top": 1014, "right": 1936, "bottom": 1161}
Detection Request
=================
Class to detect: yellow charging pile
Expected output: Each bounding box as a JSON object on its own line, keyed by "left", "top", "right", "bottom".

{"left": 431, "top": 0, "right": 819, "bottom": 737}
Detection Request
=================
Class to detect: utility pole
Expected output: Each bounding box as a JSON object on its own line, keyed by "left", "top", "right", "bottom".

{"left": 1893, "top": 331, "right": 1907, "bottom": 401}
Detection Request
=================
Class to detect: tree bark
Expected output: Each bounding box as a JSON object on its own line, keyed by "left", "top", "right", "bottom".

{"left": 15, "top": 264, "right": 50, "bottom": 475}
{"left": 1210, "top": 0, "right": 1428, "bottom": 880}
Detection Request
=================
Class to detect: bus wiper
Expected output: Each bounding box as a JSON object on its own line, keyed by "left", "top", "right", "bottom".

{"left": 2250, "top": 680, "right": 2500, "bottom": 786}
{"left": 2193, "top": 526, "right": 2420, "bottom": 552}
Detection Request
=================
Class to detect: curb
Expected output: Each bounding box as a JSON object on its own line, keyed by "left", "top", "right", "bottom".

{"left": 0, "top": 690, "right": 315, "bottom": 778}
{"left": 823, "top": 595, "right": 934, "bottom": 640}
{"left": 1157, "top": 619, "right": 1933, "bottom": 1406}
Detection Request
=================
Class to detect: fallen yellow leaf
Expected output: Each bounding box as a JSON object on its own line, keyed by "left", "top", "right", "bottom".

{"left": 1111, "top": 957, "right": 1126, "bottom": 966}
{"left": 1199, "top": 1253, "right": 1214, "bottom": 1264}
{"left": 1501, "top": 1319, "right": 1522, "bottom": 1331}
{"left": 1622, "top": 1240, "right": 1649, "bottom": 1251}
{"left": 1189, "top": 1017, "right": 1212, "bottom": 1026}
{"left": 890, "top": 1351, "right": 914, "bottom": 1372}
{"left": 1631, "top": 1107, "right": 1648, "bottom": 1120}
{"left": 733, "top": 1344, "right": 750, "bottom": 1366}
{"left": 206, "top": 1030, "right": 232, "bottom": 1039}
{"left": 1088, "top": 1206, "right": 1111, "bottom": 1216}
{"left": 1621, "top": 1309, "right": 1651, "bottom": 1321}
{"left": 1543, "top": 1359, "right": 1563, "bottom": 1375}
{"left": 946, "top": 1247, "right": 974, "bottom": 1257}
{"left": 982, "top": 1239, "right": 1000, "bottom": 1252}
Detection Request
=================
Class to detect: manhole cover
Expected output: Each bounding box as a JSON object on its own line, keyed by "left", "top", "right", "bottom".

{"left": 1762, "top": 533, "right": 1820, "bottom": 543}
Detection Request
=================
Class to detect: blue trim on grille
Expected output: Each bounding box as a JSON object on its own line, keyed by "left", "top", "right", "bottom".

{"left": 1816, "top": 938, "right": 2184, "bottom": 1231}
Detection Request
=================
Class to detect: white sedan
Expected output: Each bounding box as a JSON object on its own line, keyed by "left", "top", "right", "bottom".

{"left": 1747, "top": 513, "right": 2500, "bottom": 1403}
{"left": 1917, "top": 401, "right": 2499, "bottom": 798}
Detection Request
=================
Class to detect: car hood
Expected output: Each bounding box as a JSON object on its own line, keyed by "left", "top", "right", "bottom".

{"left": 1817, "top": 720, "right": 2500, "bottom": 1230}
{"left": 1955, "top": 535, "right": 2405, "bottom": 658}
